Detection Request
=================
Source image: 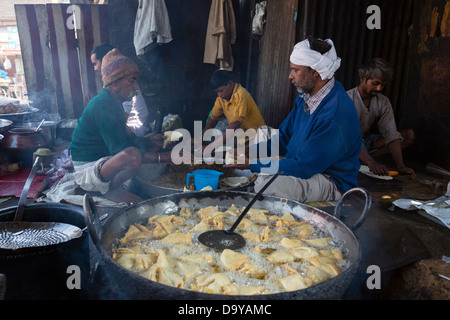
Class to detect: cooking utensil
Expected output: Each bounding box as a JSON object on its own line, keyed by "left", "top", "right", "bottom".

{"left": 15, "top": 121, "right": 57, "bottom": 148}
{"left": 83, "top": 188, "right": 370, "bottom": 300}
{"left": 154, "top": 110, "right": 163, "bottom": 133}
{"left": 14, "top": 156, "right": 41, "bottom": 222}
{"left": 0, "top": 157, "right": 83, "bottom": 250}
{"left": 0, "top": 203, "right": 91, "bottom": 300}
{"left": 34, "top": 119, "right": 45, "bottom": 132}
{"left": 198, "top": 171, "right": 281, "bottom": 251}
{"left": 1, "top": 126, "right": 50, "bottom": 167}
{"left": 0, "top": 104, "right": 39, "bottom": 123}
{"left": 0, "top": 118, "right": 13, "bottom": 134}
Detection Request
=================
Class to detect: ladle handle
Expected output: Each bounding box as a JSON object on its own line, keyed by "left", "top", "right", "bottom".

{"left": 35, "top": 119, "right": 45, "bottom": 132}
{"left": 227, "top": 171, "right": 281, "bottom": 234}
{"left": 14, "top": 156, "right": 41, "bottom": 222}
{"left": 333, "top": 187, "right": 371, "bottom": 231}
{"left": 83, "top": 193, "right": 103, "bottom": 247}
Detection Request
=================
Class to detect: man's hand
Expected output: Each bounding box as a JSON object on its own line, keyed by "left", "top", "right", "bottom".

{"left": 223, "top": 148, "right": 250, "bottom": 169}
{"left": 367, "top": 160, "right": 389, "bottom": 176}
{"left": 398, "top": 165, "right": 416, "bottom": 179}
{"left": 145, "top": 132, "right": 164, "bottom": 149}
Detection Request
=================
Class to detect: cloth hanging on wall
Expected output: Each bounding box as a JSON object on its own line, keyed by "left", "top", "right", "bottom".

{"left": 252, "top": 1, "right": 267, "bottom": 36}
{"left": 134, "top": 0, "right": 173, "bottom": 56}
{"left": 204, "top": 0, "right": 236, "bottom": 71}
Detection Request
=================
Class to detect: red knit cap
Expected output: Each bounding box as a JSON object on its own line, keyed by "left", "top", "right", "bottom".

{"left": 101, "top": 49, "right": 139, "bottom": 86}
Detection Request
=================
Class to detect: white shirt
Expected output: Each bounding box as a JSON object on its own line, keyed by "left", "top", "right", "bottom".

{"left": 347, "top": 87, "right": 402, "bottom": 145}
{"left": 122, "top": 86, "right": 150, "bottom": 137}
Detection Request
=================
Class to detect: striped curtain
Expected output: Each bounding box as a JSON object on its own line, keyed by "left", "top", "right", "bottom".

{"left": 15, "top": 4, "right": 109, "bottom": 119}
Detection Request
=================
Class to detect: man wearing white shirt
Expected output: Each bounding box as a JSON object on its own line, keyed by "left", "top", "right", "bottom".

{"left": 347, "top": 58, "right": 415, "bottom": 177}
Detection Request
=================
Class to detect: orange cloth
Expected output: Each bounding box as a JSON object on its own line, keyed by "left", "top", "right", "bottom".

{"left": 203, "top": 0, "right": 236, "bottom": 71}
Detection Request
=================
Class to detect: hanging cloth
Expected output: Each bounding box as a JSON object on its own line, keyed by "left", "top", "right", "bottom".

{"left": 203, "top": 0, "right": 236, "bottom": 71}
{"left": 134, "top": 0, "right": 173, "bottom": 56}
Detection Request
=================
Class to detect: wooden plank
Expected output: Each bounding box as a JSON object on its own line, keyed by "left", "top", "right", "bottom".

{"left": 254, "top": 0, "right": 298, "bottom": 128}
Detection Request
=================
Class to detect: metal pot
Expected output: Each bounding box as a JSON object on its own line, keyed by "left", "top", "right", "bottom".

{"left": 84, "top": 188, "right": 370, "bottom": 300}
{"left": 131, "top": 163, "right": 254, "bottom": 199}
{"left": 14, "top": 121, "right": 56, "bottom": 147}
{"left": 0, "top": 203, "right": 91, "bottom": 300}
{"left": 1, "top": 127, "right": 50, "bottom": 167}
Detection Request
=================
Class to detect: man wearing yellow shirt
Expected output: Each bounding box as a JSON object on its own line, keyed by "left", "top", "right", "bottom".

{"left": 204, "top": 70, "right": 265, "bottom": 151}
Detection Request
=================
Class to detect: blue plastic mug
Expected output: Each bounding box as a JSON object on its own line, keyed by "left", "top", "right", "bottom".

{"left": 186, "top": 169, "right": 224, "bottom": 190}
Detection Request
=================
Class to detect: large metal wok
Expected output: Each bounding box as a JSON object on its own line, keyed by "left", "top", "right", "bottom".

{"left": 84, "top": 188, "right": 370, "bottom": 300}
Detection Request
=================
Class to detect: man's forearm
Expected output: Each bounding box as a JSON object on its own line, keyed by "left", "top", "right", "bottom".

{"left": 359, "top": 147, "right": 374, "bottom": 165}
{"left": 388, "top": 139, "right": 405, "bottom": 168}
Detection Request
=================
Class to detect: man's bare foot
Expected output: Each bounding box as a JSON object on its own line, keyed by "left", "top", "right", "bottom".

{"left": 104, "top": 187, "right": 142, "bottom": 205}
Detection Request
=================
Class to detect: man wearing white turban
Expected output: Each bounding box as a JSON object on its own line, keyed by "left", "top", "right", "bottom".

{"left": 243, "top": 37, "right": 362, "bottom": 203}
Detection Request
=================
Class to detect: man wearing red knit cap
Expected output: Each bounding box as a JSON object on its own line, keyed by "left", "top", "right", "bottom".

{"left": 66, "top": 49, "right": 171, "bottom": 205}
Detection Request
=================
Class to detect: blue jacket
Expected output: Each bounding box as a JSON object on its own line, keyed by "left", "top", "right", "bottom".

{"left": 250, "top": 80, "right": 361, "bottom": 193}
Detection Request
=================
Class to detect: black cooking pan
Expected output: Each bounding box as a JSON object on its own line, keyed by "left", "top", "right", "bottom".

{"left": 0, "top": 203, "right": 91, "bottom": 300}
{"left": 84, "top": 188, "right": 370, "bottom": 300}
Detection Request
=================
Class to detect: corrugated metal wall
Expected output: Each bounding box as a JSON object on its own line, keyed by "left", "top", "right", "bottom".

{"left": 252, "top": 0, "right": 415, "bottom": 128}
{"left": 299, "top": 0, "right": 415, "bottom": 124}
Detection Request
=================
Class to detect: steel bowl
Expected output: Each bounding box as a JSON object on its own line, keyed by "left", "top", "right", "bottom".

{"left": 0, "top": 119, "right": 13, "bottom": 134}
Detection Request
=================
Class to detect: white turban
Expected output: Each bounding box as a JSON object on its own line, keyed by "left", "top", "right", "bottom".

{"left": 290, "top": 39, "right": 341, "bottom": 80}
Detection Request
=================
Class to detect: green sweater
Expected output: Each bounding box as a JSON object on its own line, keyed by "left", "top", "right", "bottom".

{"left": 70, "top": 88, "right": 147, "bottom": 162}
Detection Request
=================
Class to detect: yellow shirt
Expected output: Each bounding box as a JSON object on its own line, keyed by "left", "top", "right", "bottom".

{"left": 210, "top": 83, "right": 265, "bottom": 131}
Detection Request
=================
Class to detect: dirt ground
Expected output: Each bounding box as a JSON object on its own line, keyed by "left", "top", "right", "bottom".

{"left": 387, "top": 259, "right": 450, "bottom": 299}
{"left": 353, "top": 159, "right": 450, "bottom": 300}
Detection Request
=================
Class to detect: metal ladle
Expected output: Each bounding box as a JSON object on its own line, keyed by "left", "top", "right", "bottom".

{"left": 198, "top": 171, "right": 281, "bottom": 251}
{"left": 34, "top": 119, "right": 45, "bottom": 132}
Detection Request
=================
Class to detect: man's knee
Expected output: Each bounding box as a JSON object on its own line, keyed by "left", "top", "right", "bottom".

{"left": 401, "top": 128, "right": 415, "bottom": 147}
{"left": 121, "top": 147, "right": 142, "bottom": 169}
